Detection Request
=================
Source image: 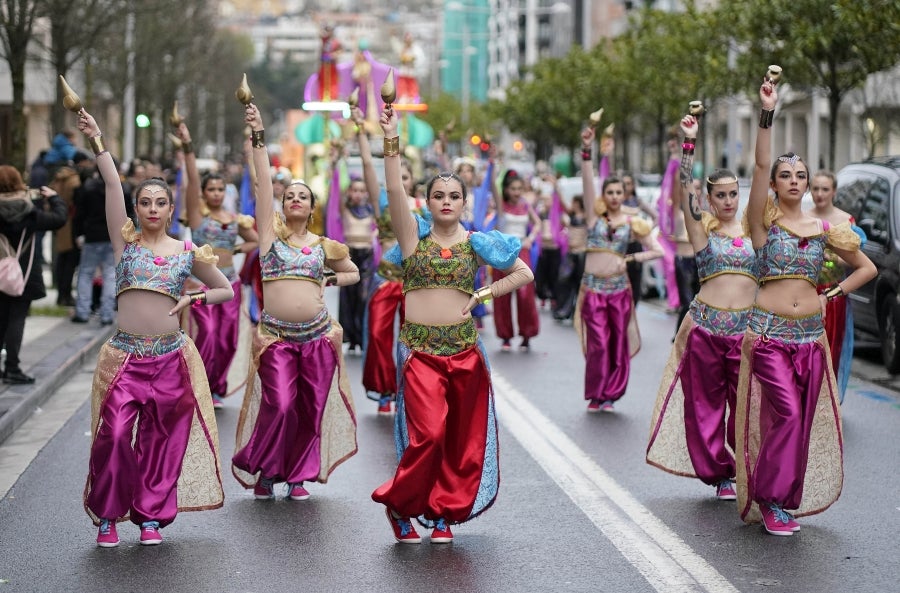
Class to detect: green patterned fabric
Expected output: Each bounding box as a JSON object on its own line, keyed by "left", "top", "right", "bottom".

{"left": 402, "top": 236, "right": 478, "bottom": 294}
{"left": 399, "top": 319, "right": 478, "bottom": 356}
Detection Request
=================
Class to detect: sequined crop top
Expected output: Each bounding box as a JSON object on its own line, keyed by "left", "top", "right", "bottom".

{"left": 261, "top": 238, "right": 328, "bottom": 283}
{"left": 756, "top": 222, "right": 830, "bottom": 286}
{"left": 402, "top": 235, "right": 479, "bottom": 294}
{"left": 695, "top": 231, "right": 756, "bottom": 283}
{"left": 191, "top": 214, "right": 253, "bottom": 251}
{"left": 586, "top": 216, "right": 651, "bottom": 255}
{"left": 116, "top": 240, "right": 196, "bottom": 300}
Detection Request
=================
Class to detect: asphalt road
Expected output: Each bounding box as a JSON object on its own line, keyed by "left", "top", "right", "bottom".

{"left": 1, "top": 295, "right": 898, "bottom": 593}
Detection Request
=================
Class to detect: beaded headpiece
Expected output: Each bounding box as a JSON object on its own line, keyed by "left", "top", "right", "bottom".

{"left": 777, "top": 154, "right": 801, "bottom": 168}
{"left": 706, "top": 176, "right": 738, "bottom": 186}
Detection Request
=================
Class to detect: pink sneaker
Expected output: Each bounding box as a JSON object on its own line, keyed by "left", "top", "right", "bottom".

{"left": 385, "top": 508, "right": 422, "bottom": 544}
{"left": 211, "top": 394, "right": 224, "bottom": 409}
{"left": 715, "top": 480, "right": 737, "bottom": 501}
{"left": 600, "top": 402, "right": 615, "bottom": 413}
{"left": 254, "top": 477, "right": 275, "bottom": 500}
{"left": 587, "top": 399, "right": 602, "bottom": 413}
{"left": 430, "top": 518, "right": 453, "bottom": 544}
{"left": 761, "top": 504, "right": 794, "bottom": 536}
{"left": 140, "top": 521, "right": 163, "bottom": 545}
{"left": 288, "top": 483, "right": 310, "bottom": 501}
{"left": 96, "top": 519, "right": 119, "bottom": 548}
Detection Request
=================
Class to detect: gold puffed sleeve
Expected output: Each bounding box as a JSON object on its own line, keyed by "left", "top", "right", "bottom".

{"left": 121, "top": 219, "right": 140, "bottom": 243}
{"left": 741, "top": 195, "right": 782, "bottom": 235}
{"left": 322, "top": 237, "right": 350, "bottom": 260}
{"left": 630, "top": 216, "right": 652, "bottom": 239}
{"left": 237, "top": 214, "right": 255, "bottom": 229}
{"left": 273, "top": 213, "right": 291, "bottom": 241}
{"left": 192, "top": 243, "right": 220, "bottom": 265}
{"left": 826, "top": 220, "right": 862, "bottom": 252}
{"left": 700, "top": 211, "right": 721, "bottom": 235}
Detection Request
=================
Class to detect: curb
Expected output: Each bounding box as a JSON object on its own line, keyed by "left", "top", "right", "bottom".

{"left": 0, "top": 324, "right": 114, "bottom": 445}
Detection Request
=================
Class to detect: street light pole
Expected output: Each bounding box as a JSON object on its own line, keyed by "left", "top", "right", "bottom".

{"left": 462, "top": 24, "right": 471, "bottom": 125}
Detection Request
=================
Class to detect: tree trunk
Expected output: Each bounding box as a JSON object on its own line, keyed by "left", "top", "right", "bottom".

{"left": 9, "top": 58, "right": 28, "bottom": 172}
{"left": 827, "top": 90, "right": 843, "bottom": 171}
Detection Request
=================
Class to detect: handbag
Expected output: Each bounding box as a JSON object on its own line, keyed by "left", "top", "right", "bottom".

{"left": 0, "top": 232, "right": 35, "bottom": 297}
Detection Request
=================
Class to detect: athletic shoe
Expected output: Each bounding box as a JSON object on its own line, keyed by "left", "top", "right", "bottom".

{"left": 385, "top": 508, "right": 421, "bottom": 544}
{"left": 761, "top": 504, "right": 794, "bottom": 536}
{"left": 500, "top": 340, "right": 511, "bottom": 352}
{"left": 139, "top": 521, "right": 163, "bottom": 545}
{"left": 96, "top": 519, "right": 120, "bottom": 548}
{"left": 377, "top": 395, "right": 393, "bottom": 415}
{"left": 254, "top": 477, "right": 275, "bottom": 500}
{"left": 715, "top": 480, "right": 737, "bottom": 501}
{"left": 288, "top": 483, "right": 311, "bottom": 501}
{"left": 430, "top": 518, "right": 453, "bottom": 544}
{"left": 587, "top": 399, "right": 602, "bottom": 413}
{"left": 211, "top": 394, "right": 224, "bottom": 409}
{"left": 600, "top": 402, "right": 615, "bottom": 412}
{"left": 519, "top": 338, "right": 530, "bottom": 352}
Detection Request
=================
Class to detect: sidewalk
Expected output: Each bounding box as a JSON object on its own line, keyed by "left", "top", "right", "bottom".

{"left": 0, "top": 267, "right": 113, "bottom": 445}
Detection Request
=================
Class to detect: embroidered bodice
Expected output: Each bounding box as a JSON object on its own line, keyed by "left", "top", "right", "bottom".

{"left": 261, "top": 238, "right": 326, "bottom": 284}
{"left": 192, "top": 215, "right": 240, "bottom": 250}
{"left": 116, "top": 241, "right": 195, "bottom": 300}
{"left": 402, "top": 235, "right": 478, "bottom": 294}
{"left": 756, "top": 222, "right": 829, "bottom": 286}
{"left": 696, "top": 231, "right": 756, "bottom": 283}
{"left": 586, "top": 216, "right": 632, "bottom": 255}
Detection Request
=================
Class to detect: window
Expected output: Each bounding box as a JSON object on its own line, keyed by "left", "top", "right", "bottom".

{"left": 859, "top": 176, "right": 891, "bottom": 245}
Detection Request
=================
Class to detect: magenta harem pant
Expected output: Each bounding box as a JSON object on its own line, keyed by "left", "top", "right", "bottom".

{"left": 492, "top": 247, "right": 539, "bottom": 341}
{"left": 86, "top": 332, "right": 194, "bottom": 527}
{"left": 749, "top": 309, "right": 825, "bottom": 510}
{"left": 363, "top": 275, "right": 404, "bottom": 396}
{"left": 581, "top": 275, "right": 632, "bottom": 402}
{"left": 680, "top": 302, "right": 746, "bottom": 485}
{"left": 231, "top": 311, "right": 337, "bottom": 484}
{"left": 187, "top": 278, "right": 242, "bottom": 396}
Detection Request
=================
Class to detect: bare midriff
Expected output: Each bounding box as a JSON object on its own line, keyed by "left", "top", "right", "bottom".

{"left": 405, "top": 288, "right": 472, "bottom": 326}
{"left": 212, "top": 248, "right": 234, "bottom": 270}
{"left": 584, "top": 250, "right": 627, "bottom": 278}
{"left": 756, "top": 278, "right": 821, "bottom": 317}
{"left": 263, "top": 279, "right": 326, "bottom": 323}
{"left": 116, "top": 290, "right": 184, "bottom": 335}
{"left": 697, "top": 273, "right": 758, "bottom": 310}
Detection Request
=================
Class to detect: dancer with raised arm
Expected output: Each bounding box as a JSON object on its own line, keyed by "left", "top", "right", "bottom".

{"left": 76, "top": 109, "right": 233, "bottom": 548}
{"left": 647, "top": 107, "right": 756, "bottom": 501}
{"left": 176, "top": 119, "right": 258, "bottom": 408}
{"left": 736, "top": 68, "right": 875, "bottom": 536}
{"left": 371, "top": 104, "right": 533, "bottom": 544}
{"left": 578, "top": 125, "right": 663, "bottom": 413}
{"left": 231, "top": 102, "right": 359, "bottom": 503}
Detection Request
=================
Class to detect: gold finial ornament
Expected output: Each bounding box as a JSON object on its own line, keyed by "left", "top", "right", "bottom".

{"left": 765, "top": 65, "right": 782, "bottom": 85}
{"left": 169, "top": 101, "right": 184, "bottom": 127}
{"left": 380, "top": 68, "right": 396, "bottom": 107}
{"left": 59, "top": 75, "right": 84, "bottom": 113}
{"left": 167, "top": 133, "right": 183, "bottom": 149}
{"left": 235, "top": 73, "right": 254, "bottom": 105}
{"left": 348, "top": 87, "right": 360, "bottom": 108}
{"left": 689, "top": 100, "right": 705, "bottom": 117}
{"left": 588, "top": 108, "right": 604, "bottom": 129}
{"left": 601, "top": 123, "right": 615, "bottom": 140}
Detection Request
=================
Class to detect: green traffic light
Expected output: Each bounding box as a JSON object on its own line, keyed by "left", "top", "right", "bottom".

{"left": 135, "top": 114, "right": 151, "bottom": 128}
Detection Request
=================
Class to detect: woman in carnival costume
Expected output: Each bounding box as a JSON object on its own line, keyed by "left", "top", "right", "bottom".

{"left": 176, "top": 119, "right": 258, "bottom": 408}
{"left": 371, "top": 105, "right": 534, "bottom": 544}
{"left": 77, "top": 110, "right": 233, "bottom": 548}
{"left": 807, "top": 170, "right": 865, "bottom": 403}
{"left": 231, "top": 103, "right": 359, "bottom": 502}
{"left": 646, "top": 109, "right": 756, "bottom": 501}
{"left": 352, "top": 105, "right": 427, "bottom": 414}
{"left": 577, "top": 125, "right": 663, "bottom": 413}
{"left": 736, "top": 70, "right": 875, "bottom": 536}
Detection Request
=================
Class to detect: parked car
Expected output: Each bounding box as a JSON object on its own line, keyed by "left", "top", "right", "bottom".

{"left": 833, "top": 156, "right": 900, "bottom": 372}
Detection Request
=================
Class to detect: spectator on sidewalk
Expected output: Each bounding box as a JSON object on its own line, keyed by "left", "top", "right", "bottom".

{"left": 50, "top": 165, "right": 81, "bottom": 307}
{"left": 0, "top": 165, "right": 67, "bottom": 384}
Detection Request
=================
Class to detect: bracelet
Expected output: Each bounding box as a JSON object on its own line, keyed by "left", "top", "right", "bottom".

{"left": 324, "top": 271, "right": 337, "bottom": 286}
{"left": 824, "top": 284, "right": 844, "bottom": 301}
{"left": 581, "top": 147, "right": 592, "bottom": 162}
{"left": 681, "top": 142, "right": 695, "bottom": 152}
{"left": 383, "top": 136, "right": 400, "bottom": 157}
{"left": 187, "top": 290, "right": 207, "bottom": 305}
{"left": 181, "top": 140, "right": 194, "bottom": 154}
{"left": 89, "top": 134, "right": 106, "bottom": 156}
{"left": 233, "top": 245, "right": 242, "bottom": 255}
{"left": 473, "top": 286, "right": 493, "bottom": 304}
{"left": 251, "top": 129, "right": 265, "bottom": 148}
{"left": 759, "top": 108, "right": 775, "bottom": 129}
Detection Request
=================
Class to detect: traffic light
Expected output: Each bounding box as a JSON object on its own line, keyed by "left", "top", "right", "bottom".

{"left": 512, "top": 140, "right": 523, "bottom": 152}
{"left": 135, "top": 114, "right": 151, "bottom": 128}
{"left": 470, "top": 134, "right": 481, "bottom": 146}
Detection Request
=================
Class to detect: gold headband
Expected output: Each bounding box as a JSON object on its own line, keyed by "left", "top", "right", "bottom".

{"left": 706, "top": 176, "right": 738, "bottom": 186}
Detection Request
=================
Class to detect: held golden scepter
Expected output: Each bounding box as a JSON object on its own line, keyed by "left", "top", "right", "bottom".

{"left": 588, "top": 108, "right": 604, "bottom": 130}
{"left": 765, "top": 64, "right": 782, "bottom": 85}
{"left": 380, "top": 68, "right": 396, "bottom": 116}
{"left": 59, "top": 75, "right": 84, "bottom": 114}
{"left": 169, "top": 101, "right": 184, "bottom": 128}
{"left": 235, "top": 73, "right": 254, "bottom": 105}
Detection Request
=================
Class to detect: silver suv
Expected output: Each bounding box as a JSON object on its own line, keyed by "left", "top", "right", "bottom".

{"left": 834, "top": 157, "right": 900, "bottom": 372}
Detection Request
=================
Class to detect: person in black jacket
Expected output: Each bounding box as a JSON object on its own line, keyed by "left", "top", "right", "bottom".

{"left": 0, "top": 165, "right": 67, "bottom": 384}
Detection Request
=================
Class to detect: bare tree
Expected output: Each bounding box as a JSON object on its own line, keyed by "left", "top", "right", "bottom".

{"left": 0, "top": 0, "right": 42, "bottom": 170}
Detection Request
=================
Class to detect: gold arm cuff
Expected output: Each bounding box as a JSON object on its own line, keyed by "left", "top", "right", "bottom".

{"left": 251, "top": 129, "right": 265, "bottom": 148}
{"left": 824, "top": 284, "right": 844, "bottom": 301}
{"left": 181, "top": 140, "right": 194, "bottom": 154}
{"left": 473, "top": 286, "right": 493, "bottom": 304}
{"left": 89, "top": 134, "right": 107, "bottom": 155}
{"left": 383, "top": 136, "right": 400, "bottom": 157}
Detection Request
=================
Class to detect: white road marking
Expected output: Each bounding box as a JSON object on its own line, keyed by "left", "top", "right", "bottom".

{"left": 493, "top": 373, "right": 740, "bottom": 593}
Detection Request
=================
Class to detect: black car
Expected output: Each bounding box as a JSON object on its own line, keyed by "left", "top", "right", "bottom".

{"left": 834, "top": 156, "right": 900, "bottom": 372}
